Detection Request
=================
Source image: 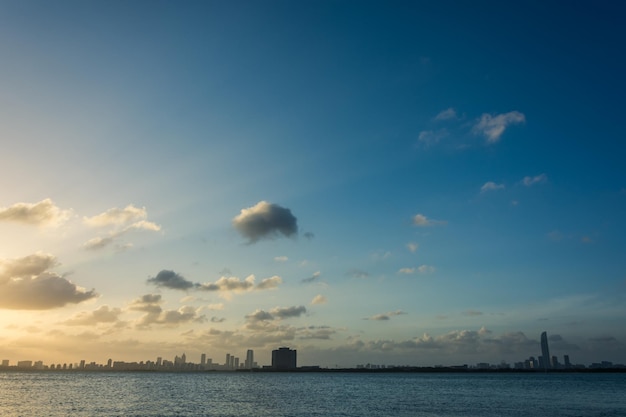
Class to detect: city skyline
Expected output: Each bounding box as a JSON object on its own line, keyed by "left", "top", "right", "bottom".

{"left": 1, "top": 1, "right": 625, "bottom": 368}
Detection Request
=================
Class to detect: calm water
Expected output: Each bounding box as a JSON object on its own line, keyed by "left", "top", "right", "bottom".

{"left": 0, "top": 372, "right": 624, "bottom": 417}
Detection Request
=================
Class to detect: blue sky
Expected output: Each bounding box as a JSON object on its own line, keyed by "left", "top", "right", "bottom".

{"left": 0, "top": 0, "right": 625, "bottom": 367}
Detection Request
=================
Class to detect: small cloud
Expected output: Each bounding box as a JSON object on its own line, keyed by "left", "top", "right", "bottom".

{"left": 480, "top": 181, "right": 505, "bottom": 193}
{"left": 413, "top": 213, "right": 445, "bottom": 227}
{"left": 370, "top": 250, "right": 391, "bottom": 261}
{"left": 303, "top": 232, "right": 315, "bottom": 240}
{"left": 521, "top": 173, "right": 547, "bottom": 186}
{"left": 417, "top": 129, "right": 448, "bottom": 147}
{"left": 232, "top": 201, "right": 298, "bottom": 243}
{"left": 83, "top": 236, "right": 115, "bottom": 251}
{"left": 417, "top": 265, "right": 435, "bottom": 274}
{"left": 406, "top": 242, "right": 419, "bottom": 253}
{"left": 147, "top": 270, "right": 195, "bottom": 290}
{"left": 256, "top": 275, "right": 282, "bottom": 290}
{"left": 398, "top": 267, "right": 416, "bottom": 275}
{"left": 206, "top": 303, "right": 224, "bottom": 311}
{"left": 274, "top": 256, "right": 288, "bottom": 263}
{"left": 301, "top": 271, "right": 321, "bottom": 284}
{"left": 311, "top": 294, "right": 327, "bottom": 305}
{"left": 84, "top": 205, "right": 147, "bottom": 227}
{"left": 547, "top": 230, "right": 563, "bottom": 241}
{"left": 64, "top": 305, "right": 122, "bottom": 326}
{"left": 434, "top": 108, "right": 457, "bottom": 121}
{"left": 473, "top": 111, "right": 526, "bottom": 143}
{"left": 0, "top": 199, "right": 72, "bottom": 227}
{"left": 199, "top": 275, "right": 281, "bottom": 293}
{"left": 346, "top": 269, "right": 369, "bottom": 279}
{"left": 463, "top": 310, "right": 483, "bottom": 316}
{"left": 365, "top": 310, "right": 406, "bottom": 321}
{"left": 245, "top": 305, "right": 307, "bottom": 322}
{"left": 210, "top": 316, "right": 225, "bottom": 323}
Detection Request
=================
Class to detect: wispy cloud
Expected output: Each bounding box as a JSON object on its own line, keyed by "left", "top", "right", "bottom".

{"left": 521, "top": 173, "right": 547, "bottom": 186}
{"left": 406, "top": 242, "right": 419, "bottom": 253}
{"left": 301, "top": 271, "right": 321, "bottom": 284}
{"left": 232, "top": 201, "right": 298, "bottom": 243}
{"left": 473, "top": 111, "right": 525, "bottom": 143}
{"left": 480, "top": 181, "right": 505, "bottom": 193}
{"left": 0, "top": 199, "right": 72, "bottom": 227}
{"left": 365, "top": 310, "right": 407, "bottom": 321}
{"left": 417, "top": 129, "right": 448, "bottom": 147}
{"left": 83, "top": 204, "right": 161, "bottom": 250}
{"left": 434, "top": 108, "right": 458, "bottom": 121}
{"left": 274, "top": 256, "right": 288, "bottom": 263}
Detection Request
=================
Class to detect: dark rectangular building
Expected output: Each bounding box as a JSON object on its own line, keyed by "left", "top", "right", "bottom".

{"left": 272, "top": 347, "right": 297, "bottom": 370}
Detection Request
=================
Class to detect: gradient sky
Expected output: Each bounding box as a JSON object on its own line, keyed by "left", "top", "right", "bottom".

{"left": 1, "top": 0, "right": 625, "bottom": 368}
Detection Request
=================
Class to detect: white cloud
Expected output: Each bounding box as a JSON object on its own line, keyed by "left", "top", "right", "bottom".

{"left": 311, "top": 294, "right": 327, "bottom": 305}
{"left": 84, "top": 205, "right": 147, "bottom": 227}
{"left": 473, "top": 111, "right": 525, "bottom": 143}
{"left": 0, "top": 199, "right": 72, "bottom": 227}
{"left": 521, "top": 173, "right": 547, "bottom": 186}
{"left": 434, "top": 108, "right": 457, "bottom": 121}
{"left": 480, "top": 181, "right": 505, "bottom": 193}
{"left": 418, "top": 265, "right": 435, "bottom": 274}
{"left": 413, "top": 213, "right": 445, "bottom": 227}
{"left": 406, "top": 242, "right": 419, "bottom": 253}
{"left": 274, "top": 256, "right": 288, "bottom": 263}
{"left": 366, "top": 310, "right": 407, "bottom": 321}
{"left": 398, "top": 267, "right": 416, "bottom": 275}
{"left": 417, "top": 129, "right": 448, "bottom": 147}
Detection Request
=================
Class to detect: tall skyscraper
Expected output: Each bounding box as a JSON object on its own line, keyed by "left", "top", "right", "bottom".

{"left": 245, "top": 349, "right": 254, "bottom": 369}
{"left": 540, "top": 331, "right": 551, "bottom": 370}
{"left": 272, "top": 347, "right": 297, "bottom": 370}
{"left": 201, "top": 353, "right": 206, "bottom": 366}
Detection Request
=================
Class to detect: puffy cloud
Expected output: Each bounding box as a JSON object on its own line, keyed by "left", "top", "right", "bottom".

{"left": 299, "top": 326, "right": 337, "bottom": 340}
{"left": 129, "top": 294, "right": 163, "bottom": 314}
{"left": 0, "top": 199, "right": 71, "bottom": 227}
{"left": 232, "top": 201, "right": 298, "bottom": 243}
{"left": 398, "top": 268, "right": 416, "bottom": 275}
{"left": 272, "top": 305, "right": 307, "bottom": 319}
{"left": 256, "top": 275, "right": 282, "bottom": 290}
{"left": 521, "top": 173, "right": 547, "bottom": 186}
{"left": 245, "top": 305, "right": 307, "bottom": 322}
{"left": 83, "top": 236, "right": 115, "bottom": 251}
{"left": 365, "top": 310, "right": 406, "bottom": 321}
{"left": 0, "top": 253, "right": 96, "bottom": 310}
{"left": 137, "top": 305, "right": 206, "bottom": 327}
{"left": 413, "top": 213, "right": 445, "bottom": 227}
{"left": 301, "top": 271, "right": 321, "bottom": 283}
{"left": 480, "top": 181, "right": 505, "bottom": 193}
{"left": 64, "top": 306, "right": 123, "bottom": 326}
{"left": 311, "top": 294, "right": 327, "bottom": 305}
{"left": 0, "top": 272, "right": 96, "bottom": 310}
{"left": 0, "top": 252, "right": 57, "bottom": 280}
{"left": 199, "top": 275, "right": 281, "bottom": 293}
{"left": 434, "top": 108, "right": 458, "bottom": 121}
{"left": 473, "top": 111, "right": 526, "bottom": 143}
{"left": 147, "top": 270, "right": 195, "bottom": 290}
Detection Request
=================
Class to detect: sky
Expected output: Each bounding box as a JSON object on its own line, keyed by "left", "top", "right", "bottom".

{"left": 0, "top": 0, "right": 625, "bottom": 368}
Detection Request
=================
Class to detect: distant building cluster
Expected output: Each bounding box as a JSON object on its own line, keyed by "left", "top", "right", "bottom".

{"left": 1, "top": 337, "right": 624, "bottom": 372}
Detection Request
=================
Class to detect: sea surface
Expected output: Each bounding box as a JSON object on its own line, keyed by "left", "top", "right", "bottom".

{"left": 0, "top": 371, "right": 625, "bottom": 417}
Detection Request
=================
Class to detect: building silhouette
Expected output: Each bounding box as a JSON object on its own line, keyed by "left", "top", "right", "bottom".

{"left": 245, "top": 349, "right": 254, "bottom": 369}
{"left": 272, "top": 347, "right": 297, "bottom": 370}
{"left": 540, "top": 331, "right": 551, "bottom": 370}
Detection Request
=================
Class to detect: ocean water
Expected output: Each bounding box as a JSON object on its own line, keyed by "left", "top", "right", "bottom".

{"left": 0, "top": 371, "right": 624, "bottom": 417}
